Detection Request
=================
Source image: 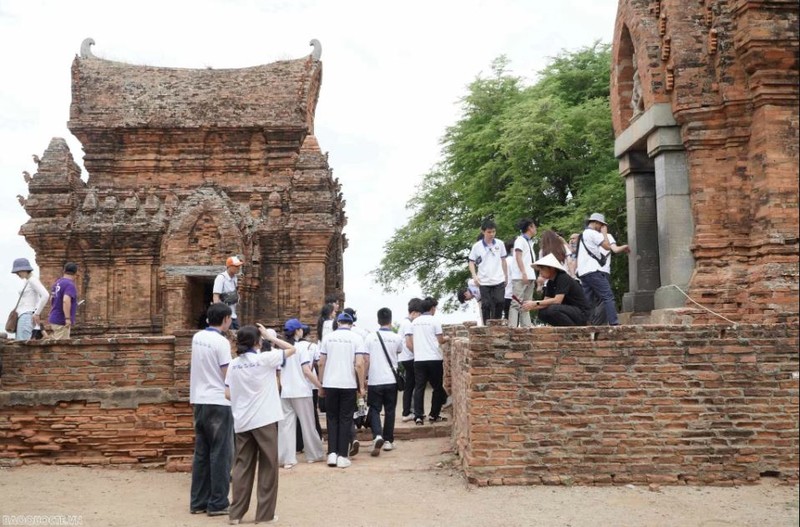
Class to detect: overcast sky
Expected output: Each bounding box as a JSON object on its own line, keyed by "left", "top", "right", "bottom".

{"left": 0, "top": 0, "right": 618, "bottom": 333}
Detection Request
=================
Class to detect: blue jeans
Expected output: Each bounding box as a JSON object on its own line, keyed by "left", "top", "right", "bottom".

{"left": 580, "top": 271, "right": 619, "bottom": 325}
{"left": 15, "top": 312, "right": 34, "bottom": 340}
{"left": 190, "top": 404, "right": 234, "bottom": 513}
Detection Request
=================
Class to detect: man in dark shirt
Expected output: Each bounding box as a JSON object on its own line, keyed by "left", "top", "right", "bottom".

{"left": 521, "top": 254, "right": 591, "bottom": 326}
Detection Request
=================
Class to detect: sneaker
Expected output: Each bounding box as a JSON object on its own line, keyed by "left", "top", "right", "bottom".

{"left": 401, "top": 414, "right": 415, "bottom": 422}
{"left": 264, "top": 515, "right": 279, "bottom": 524}
{"left": 327, "top": 453, "right": 338, "bottom": 467}
{"left": 349, "top": 439, "right": 360, "bottom": 457}
{"left": 414, "top": 417, "right": 424, "bottom": 426}
{"left": 371, "top": 436, "right": 384, "bottom": 457}
{"left": 282, "top": 462, "right": 296, "bottom": 469}
{"left": 207, "top": 508, "right": 229, "bottom": 517}
{"left": 383, "top": 441, "right": 394, "bottom": 452}
{"left": 190, "top": 509, "right": 206, "bottom": 515}
{"left": 336, "top": 456, "right": 352, "bottom": 468}
{"left": 428, "top": 415, "right": 448, "bottom": 423}
{"left": 442, "top": 396, "right": 453, "bottom": 409}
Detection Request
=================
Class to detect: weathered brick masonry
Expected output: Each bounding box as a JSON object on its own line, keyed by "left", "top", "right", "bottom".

{"left": 448, "top": 323, "right": 799, "bottom": 486}
{"left": 0, "top": 335, "right": 196, "bottom": 469}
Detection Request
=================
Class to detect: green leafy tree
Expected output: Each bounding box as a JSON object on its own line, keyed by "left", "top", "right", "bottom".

{"left": 375, "top": 43, "right": 628, "bottom": 306}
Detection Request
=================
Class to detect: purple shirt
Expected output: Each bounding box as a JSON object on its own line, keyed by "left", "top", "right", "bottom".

{"left": 48, "top": 277, "right": 78, "bottom": 325}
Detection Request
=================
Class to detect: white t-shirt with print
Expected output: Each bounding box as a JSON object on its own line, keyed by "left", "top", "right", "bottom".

{"left": 190, "top": 328, "right": 233, "bottom": 406}
{"left": 279, "top": 340, "right": 314, "bottom": 399}
{"left": 303, "top": 342, "right": 321, "bottom": 392}
{"left": 364, "top": 329, "right": 403, "bottom": 386}
{"left": 411, "top": 313, "right": 443, "bottom": 362}
{"left": 511, "top": 235, "right": 536, "bottom": 281}
{"left": 225, "top": 350, "right": 285, "bottom": 433}
{"left": 469, "top": 238, "right": 507, "bottom": 286}
{"left": 398, "top": 317, "right": 414, "bottom": 362}
{"left": 576, "top": 228, "right": 606, "bottom": 277}
{"left": 213, "top": 272, "right": 239, "bottom": 319}
{"left": 319, "top": 328, "right": 365, "bottom": 389}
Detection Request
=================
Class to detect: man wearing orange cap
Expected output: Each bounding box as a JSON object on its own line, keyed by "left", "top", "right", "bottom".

{"left": 213, "top": 256, "right": 244, "bottom": 330}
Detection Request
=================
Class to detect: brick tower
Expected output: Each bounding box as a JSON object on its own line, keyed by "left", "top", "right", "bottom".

{"left": 611, "top": 0, "right": 799, "bottom": 323}
{"left": 19, "top": 40, "right": 346, "bottom": 335}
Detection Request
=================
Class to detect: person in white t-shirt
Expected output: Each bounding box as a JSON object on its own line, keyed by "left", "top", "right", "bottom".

{"left": 213, "top": 256, "right": 244, "bottom": 330}
{"left": 509, "top": 218, "right": 537, "bottom": 327}
{"left": 363, "top": 307, "right": 404, "bottom": 456}
{"left": 575, "top": 213, "right": 630, "bottom": 326}
{"left": 277, "top": 318, "right": 324, "bottom": 469}
{"left": 189, "top": 303, "right": 234, "bottom": 516}
{"left": 398, "top": 298, "right": 423, "bottom": 422}
{"left": 468, "top": 219, "right": 508, "bottom": 322}
{"left": 225, "top": 324, "right": 296, "bottom": 525}
{"left": 406, "top": 297, "right": 450, "bottom": 425}
{"left": 456, "top": 279, "right": 483, "bottom": 326}
{"left": 317, "top": 312, "right": 367, "bottom": 469}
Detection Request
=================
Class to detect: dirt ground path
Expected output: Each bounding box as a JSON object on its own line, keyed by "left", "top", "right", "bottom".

{"left": 1, "top": 437, "right": 797, "bottom": 527}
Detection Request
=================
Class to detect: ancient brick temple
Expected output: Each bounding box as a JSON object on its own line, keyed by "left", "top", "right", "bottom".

{"left": 19, "top": 40, "right": 346, "bottom": 335}
{"left": 610, "top": 0, "right": 798, "bottom": 323}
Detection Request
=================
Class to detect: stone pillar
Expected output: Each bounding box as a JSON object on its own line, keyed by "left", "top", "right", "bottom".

{"left": 648, "top": 127, "right": 695, "bottom": 309}
{"left": 621, "top": 152, "right": 659, "bottom": 312}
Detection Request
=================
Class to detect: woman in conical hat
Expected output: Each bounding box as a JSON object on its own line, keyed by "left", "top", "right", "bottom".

{"left": 521, "top": 254, "right": 592, "bottom": 327}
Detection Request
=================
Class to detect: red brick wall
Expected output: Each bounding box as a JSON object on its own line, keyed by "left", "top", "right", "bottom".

{"left": 611, "top": 0, "right": 799, "bottom": 322}
{"left": 448, "top": 323, "right": 800, "bottom": 486}
{"left": 0, "top": 335, "right": 200, "bottom": 469}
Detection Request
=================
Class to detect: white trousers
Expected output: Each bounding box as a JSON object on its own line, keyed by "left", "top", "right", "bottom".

{"left": 278, "top": 397, "right": 325, "bottom": 465}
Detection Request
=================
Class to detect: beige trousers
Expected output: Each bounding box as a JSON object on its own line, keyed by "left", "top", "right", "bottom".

{"left": 229, "top": 422, "right": 279, "bottom": 523}
{"left": 50, "top": 324, "right": 71, "bottom": 340}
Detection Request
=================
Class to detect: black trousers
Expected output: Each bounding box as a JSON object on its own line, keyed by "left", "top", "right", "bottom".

{"left": 413, "top": 360, "right": 447, "bottom": 419}
{"left": 400, "top": 359, "right": 416, "bottom": 417}
{"left": 479, "top": 283, "right": 506, "bottom": 321}
{"left": 538, "top": 304, "right": 588, "bottom": 327}
{"left": 367, "top": 383, "right": 397, "bottom": 443}
{"left": 324, "top": 388, "right": 356, "bottom": 458}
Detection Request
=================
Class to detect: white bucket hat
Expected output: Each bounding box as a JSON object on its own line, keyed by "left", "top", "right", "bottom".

{"left": 533, "top": 253, "right": 566, "bottom": 273}
{"left": 588, "top": 213, "right": 607, "bottom": 225}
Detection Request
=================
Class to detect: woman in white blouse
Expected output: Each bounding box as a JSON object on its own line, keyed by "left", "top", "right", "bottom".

{"left": 226, "top": 324, "right": 296, "bottom": 525}
{"left": 10, "top": 258, "right": 49, "bottom": 340}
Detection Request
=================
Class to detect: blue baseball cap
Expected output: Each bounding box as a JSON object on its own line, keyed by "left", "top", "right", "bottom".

{"left": 284, "top": 318, "right": 310, "bottom": 334}
{"left": 336, "top": 312, "right": 354, "bottom": 324}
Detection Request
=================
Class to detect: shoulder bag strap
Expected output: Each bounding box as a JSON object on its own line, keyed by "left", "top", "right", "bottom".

{"left": 580, "top": 234, "right": 604, "bottom": 264}
{"left": 13, "top": 281, "right": 29, "bottom": 311}
{"left": 376, "top": 331, "right": 400, "bottom": 378}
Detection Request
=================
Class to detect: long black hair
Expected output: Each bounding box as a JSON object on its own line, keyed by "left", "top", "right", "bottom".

{"left": 235, "top": 325, "right": 261, "bottom": 355}
{"left": 316, "top": 303, "right": 336, "bottom": 339}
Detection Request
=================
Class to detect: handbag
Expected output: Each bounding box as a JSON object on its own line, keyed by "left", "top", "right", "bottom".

{"left": 5, "top": 282, "right": 28, "bottom": 333}
{"left": 376, "top": 331, "right": 405, "bottom": 391}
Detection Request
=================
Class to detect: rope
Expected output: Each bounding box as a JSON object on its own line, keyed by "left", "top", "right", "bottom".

{"left": 663, "top": 284, "right": 739, "bottom": 327}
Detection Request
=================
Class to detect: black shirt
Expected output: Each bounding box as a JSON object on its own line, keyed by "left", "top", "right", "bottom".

{"left": 544, "top": 271, "right": 591, "bottom": 316}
